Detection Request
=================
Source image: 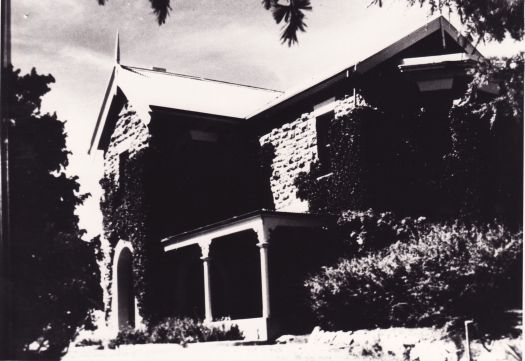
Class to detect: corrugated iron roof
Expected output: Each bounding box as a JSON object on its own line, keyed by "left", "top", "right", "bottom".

{"left": 90, "top": 16, "right": 484, "bottom": 154}
{"left": 117, "top": 65, "right": 283, "bottom": 119}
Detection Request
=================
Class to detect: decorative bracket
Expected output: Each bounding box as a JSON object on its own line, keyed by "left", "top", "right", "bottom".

{"left": 254, "top": 221, "right": 277, "bottom": 248}
{"left": 199, "top": 239, "right": 212, "bottom": 261}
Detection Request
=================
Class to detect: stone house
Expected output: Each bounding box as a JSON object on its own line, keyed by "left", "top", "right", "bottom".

{"left": 89, "top": 16, "right": 485, "bottom": 341}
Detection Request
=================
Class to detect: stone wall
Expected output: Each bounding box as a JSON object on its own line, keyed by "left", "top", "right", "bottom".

{"left": 101, "top": 102, "right": 150, "bottom": 331}
{"left": 104, "top": 94, "right": 360, "bottom": 212}
{"left": 104, "top": 102, "right": 150, "bottom": 179}
{"left": 259, "top": 113, "right": 317, "bottom": 212}
{"left": 259, "top": 94, "right": 360, "bottom": 213}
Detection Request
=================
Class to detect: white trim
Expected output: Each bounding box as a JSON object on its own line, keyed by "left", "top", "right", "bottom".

{"left": 312, "top": 97, "right": 336, "bottom": 117}
{"left": 164, "top": 217, "right": 264, "bottom": 252}
{"left": 399, "top": 53, "right": 476, "bottom": 67}
{"left": 89, "top": 66, "right": 118, "bottom": 154}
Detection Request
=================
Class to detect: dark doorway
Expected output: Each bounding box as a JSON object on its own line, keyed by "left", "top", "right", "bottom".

{"left": 117, "top": 247, "right": 135, "bottom": 330}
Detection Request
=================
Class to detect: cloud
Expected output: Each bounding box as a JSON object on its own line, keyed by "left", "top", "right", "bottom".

{"left": 57, "top": 46, "right": 113, "bottom": 69}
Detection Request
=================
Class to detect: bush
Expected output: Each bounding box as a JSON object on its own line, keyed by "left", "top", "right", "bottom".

{"left": 305, "top": 221, "right": 522, "bottom": 334}
{"left": 337, "top": 209, "right": 427, "bottom": 254}
{"left": 110, "top": 317, "right": 243, "bottom": 346}
{"left": 75, "top": 338, "right": 103, "bottom": 347}
{"left": 111, "top": 326, "right": 150, "bottom": 347}
{"left": 148, "top": 317, "right": 242, "bottom": 344}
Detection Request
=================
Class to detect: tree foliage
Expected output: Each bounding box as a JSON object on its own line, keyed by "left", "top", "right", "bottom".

{"left": 97, "top": 0, "right": 172, "bottom": 25}
{"left": 265, "top": 0, "right": 312, "bottom": 46}
{"left": 444, "top": 54, "right": 523, "bottom": 221}
{"left": 6, "top": 66, "right": 102, "bottom": 359}
{"left": 391, "top": 0, "right": 524, "bottom": 41}
{"left": 96, "top": 0, "right": 522, "bottom": 45}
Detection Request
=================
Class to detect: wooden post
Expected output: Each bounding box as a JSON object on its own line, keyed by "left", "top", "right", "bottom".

{"left": 199, "top": 240, "right": 213, "bottom": 322}
{"left": 464, "top": 320, "right": 473, "bottom": 361}
{"left": 255, "top": 225, "right": 271, "bottom": 318}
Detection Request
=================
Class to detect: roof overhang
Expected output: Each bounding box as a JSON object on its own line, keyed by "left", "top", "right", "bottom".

{"left": 88, "top": 67, "right": 117, "bottom": 154}
{"left": 149, "top": 105, "right": 244, "bottom": 126}
{"left": 89, "top": 16, "right": 485, "bottom": 153}
{"left": 247, "top": 16, "right": 484, "bottom": 122}
{"left": 161, "top": 209, "right": 335, "bottom": 252}
{"left": 88, "top": 64, "right": 282, "bottom": 154}
{"left": 398, "top": 53, "right": 478, "bottom": 92}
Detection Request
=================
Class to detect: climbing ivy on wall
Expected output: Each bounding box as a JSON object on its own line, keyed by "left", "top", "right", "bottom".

{"left": 295, "top": 106, "right": 379, "bottom": 213}
{"left": 100, "top": 148, "right": 163, "bottom": 323}
{"left": 295, "top": 105, "right": 428, "bottom": 215}
{"left": 100, "top": 121, "right": 278, "bottom": 322}
{"left": 444, "top": 55, "right": 523, "bottom": 223}
{"left": 294, "top": 55, "right": 523, "bottom": 225}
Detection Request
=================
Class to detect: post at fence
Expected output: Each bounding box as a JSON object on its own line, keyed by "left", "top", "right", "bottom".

{"left": 464, "top": 320, "right": 473, "bottom": 361}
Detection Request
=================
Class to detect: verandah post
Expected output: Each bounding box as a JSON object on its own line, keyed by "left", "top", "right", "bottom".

{"left": 199, "top": 239, "right": 213, "bottom": 322}
{"left": 255, "top": 224, "right": 271, "bottom": 318}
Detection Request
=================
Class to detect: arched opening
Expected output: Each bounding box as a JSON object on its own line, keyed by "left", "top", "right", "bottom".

{"left": 117, "top": 247, "right": 135, "bottom": 330}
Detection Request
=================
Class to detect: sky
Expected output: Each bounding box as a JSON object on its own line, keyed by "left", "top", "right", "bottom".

{"left": 11, "top": 0, "right": 523, "bottom": 239}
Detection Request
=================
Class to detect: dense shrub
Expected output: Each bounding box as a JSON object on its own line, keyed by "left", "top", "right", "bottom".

{"left": 75, "top": 338, "right": 103, "bottom": 347}
{"left": 110, "top": 317, "right": 243, "bottom": 347}
{"left": 111, "top": 326, "right": 150, "bottom": 347}
{"left": 306, "top": 222, "right": 522, "bottom": 334}
{"left": 337, "top": 209, "right": 427, "bottom": 254}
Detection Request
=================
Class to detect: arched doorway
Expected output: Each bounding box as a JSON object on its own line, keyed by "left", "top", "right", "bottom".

{"left": 116, "top": 247, "right": 135, "bottom": 329}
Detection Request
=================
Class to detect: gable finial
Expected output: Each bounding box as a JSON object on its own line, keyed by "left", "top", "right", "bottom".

{"left": 115, "top": 30, "right": 120, "bottom": 65}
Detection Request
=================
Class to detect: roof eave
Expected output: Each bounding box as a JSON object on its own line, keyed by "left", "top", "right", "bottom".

{"left": 88, "top": 66, "right": 118, "bottom": 155}
{"left": 247, "top": 16, "right": 485, "bottom": 122}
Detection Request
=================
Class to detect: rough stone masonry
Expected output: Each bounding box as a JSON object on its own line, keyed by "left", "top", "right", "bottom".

{"left": 259, "top": 94, "right": 361, "bottom": 212}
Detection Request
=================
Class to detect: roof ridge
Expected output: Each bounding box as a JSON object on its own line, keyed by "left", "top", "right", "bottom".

{"left": 122, "top": 65, "right": 284, "bottom": 93}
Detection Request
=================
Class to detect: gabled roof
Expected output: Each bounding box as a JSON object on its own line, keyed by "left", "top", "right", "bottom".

{"left": 89, "top": 65, "right": 282, "bottom": 153}
{"left": 118, "top": 65, "right": 282, "bottom": 118}
{"left": 90, "top": 16, "right": 483, "bottom": 154}
{"left": 246, "top": 16, "right": 483, "bottom": 120}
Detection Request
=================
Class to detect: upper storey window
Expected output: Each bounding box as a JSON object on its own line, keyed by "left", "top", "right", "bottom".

{"left": 119, "top": 151, "right": 129, "bottom": 180}
{"left": 314, "top": 97, "right": 336, "bottom": 175}
{"left": 118, "top": 150, "right": 130, "bottom": 201}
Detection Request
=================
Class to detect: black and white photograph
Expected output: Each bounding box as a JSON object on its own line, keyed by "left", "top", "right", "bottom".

{"left": 1, "top": 0, "right": 523, "bottom": 360}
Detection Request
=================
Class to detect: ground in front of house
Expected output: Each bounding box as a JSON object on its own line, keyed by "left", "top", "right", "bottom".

{"left": 63, "top": 343, "right": 352, "bottom": 361}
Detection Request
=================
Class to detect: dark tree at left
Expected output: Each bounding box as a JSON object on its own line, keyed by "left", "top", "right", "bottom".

{"left": 6, "top": 66, "right": 102, "bottom": 359}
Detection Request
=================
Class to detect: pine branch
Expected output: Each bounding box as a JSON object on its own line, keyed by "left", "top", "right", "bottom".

{"left": 96, "top": 0, "right": 172, "bottom": 25}
{"left": 149, "top": 0, "right": 172, "bottom": 25}
{"left": 269, "top": 0, "right": 312, "bottom": 46}
{"left": 262, "top": 0, "right": 277, "bottom": 10}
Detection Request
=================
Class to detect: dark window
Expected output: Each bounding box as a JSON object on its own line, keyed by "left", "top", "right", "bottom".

{"left": 118, "top": 150, "right": 130, "bottom": 202}
{"left": 316, "top": 111, "right": 334, "bottom": 174}
{"left": 119, "top": 151, "right": 129, "bottom": 182}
